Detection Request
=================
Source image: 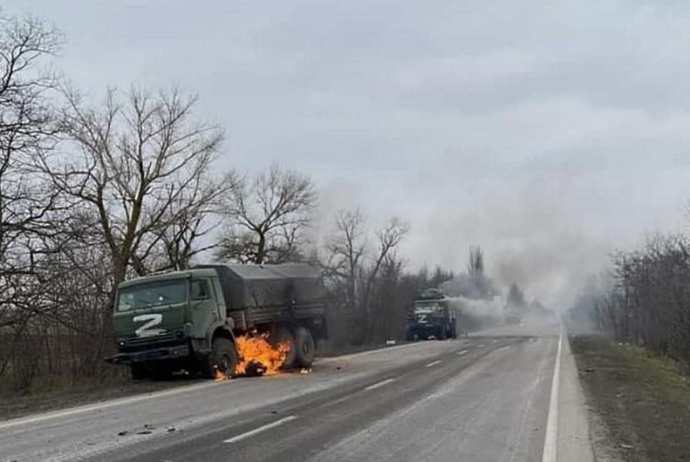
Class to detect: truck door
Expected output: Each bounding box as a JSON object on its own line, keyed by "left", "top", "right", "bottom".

{"left": 190, "top": 278, "right": 219, "bottom": 337}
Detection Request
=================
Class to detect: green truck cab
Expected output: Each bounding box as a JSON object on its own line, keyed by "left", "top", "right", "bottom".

{"left": 105, "top": 263, "right": 328, "bottom": 380}
{"left": 405, "top": 288, "right": 457, "bottom": 341}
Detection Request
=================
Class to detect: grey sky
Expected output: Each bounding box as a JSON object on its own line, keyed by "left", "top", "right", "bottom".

{"left": 9, "top": 0, "right": 690, "bottom": 305}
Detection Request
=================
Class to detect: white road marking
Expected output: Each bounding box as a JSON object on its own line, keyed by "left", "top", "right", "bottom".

{"left": 364, "top": 378, "right": 395, "bottom": 391}
{"left": 223, "top": 415, "right": 298, "bottom": 444}
{"left": 541, "top": 328, "right": 563, "bottom": 462}
{"left": 425, "top": 360, "right": 442, "bottom": 368}
{"left": 478, "top": 344, "right": 485, "bottom": 348}
{"left": 0, "top": 381, "right": 222, "bottom": 430}
{"left": 457, "top": 349, "right": 468, "bottom": 356}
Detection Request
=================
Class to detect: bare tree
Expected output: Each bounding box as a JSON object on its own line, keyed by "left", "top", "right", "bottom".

{"left": 216, "top": 162, "right": 316, "bottom": 264}
{"left": 360, "top": 217, "right": 410, "bottom": 315}
{"left": 41, "top": 85, "right": 225, "bottom": 290}
{"left": 467, "top": 246, "right": 484, "bottom": 276}
{"left": 0, "top": 12, "right": 63, "bottom": 328}
{"left": 131, "top": 165, "right": 227, "bottom": 274}
{"left": 318, "top": 208, "right": 409, "bottom": 344}
{"left": 580, "top": 232, "right": 690, "bottom": 371}
{"left": 322, "top": 208, "right": 367, "bottom": 309}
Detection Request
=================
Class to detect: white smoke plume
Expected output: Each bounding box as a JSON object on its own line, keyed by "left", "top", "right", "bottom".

{"left": 445, "top": 295, "right": 505, "bottom": 321}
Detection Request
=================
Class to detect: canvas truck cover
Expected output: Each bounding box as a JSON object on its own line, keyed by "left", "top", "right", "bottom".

{"left": 193, "top": 263, "right": 326, "bottom": 312}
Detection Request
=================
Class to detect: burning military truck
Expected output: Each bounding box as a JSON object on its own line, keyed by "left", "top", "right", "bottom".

{"left": 105, "top": 263, "right": 328, "bottom": 380}
{"left": 405, "top": 288, "right": 458, "bottom": 341}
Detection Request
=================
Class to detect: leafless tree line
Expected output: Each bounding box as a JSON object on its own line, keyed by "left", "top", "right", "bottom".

{"left": 581, "top": 233, "right": 690, "bottom": 371}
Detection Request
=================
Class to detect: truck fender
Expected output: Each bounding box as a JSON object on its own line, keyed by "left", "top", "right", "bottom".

{"left": 192, "top": 321, "right": 236, "bottom": 357}
{"left": 206, "top": 320, "right": 236, "bottom": 345}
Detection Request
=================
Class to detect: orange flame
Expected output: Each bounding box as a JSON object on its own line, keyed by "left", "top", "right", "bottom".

{"left": 233, "top": 333, "right": 290, "bottom": 377}
{"left": 214, "top": 366, "right": 228, "bottom": 382}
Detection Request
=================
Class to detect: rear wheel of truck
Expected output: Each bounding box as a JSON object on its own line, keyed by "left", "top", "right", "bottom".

{"left": 202, "top": 337, "right": 238, "bottom": 379}
{"left": 294, "top": 326, "right": 315, "bottom": 368}
{"left": 272, "top": 326, "right": 297, "bottom": 370}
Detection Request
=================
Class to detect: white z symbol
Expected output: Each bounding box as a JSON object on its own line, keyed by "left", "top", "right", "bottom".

{"left": 417, "top": 314, "right": 428, "bottom": 324}
{"left": 133, "top": 314, "right": 164, "bottom": 337}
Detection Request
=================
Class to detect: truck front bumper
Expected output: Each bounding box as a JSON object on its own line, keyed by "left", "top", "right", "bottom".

{"left": 105, "top": 343, "right": 191, "bottom": 365}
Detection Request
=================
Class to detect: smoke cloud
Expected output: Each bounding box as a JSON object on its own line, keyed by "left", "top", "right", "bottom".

{"left": 445, "top": 295, "right": 505, "bottom": 321}
{"left": 407, "top": 177, "right": 619, "bottom": 311}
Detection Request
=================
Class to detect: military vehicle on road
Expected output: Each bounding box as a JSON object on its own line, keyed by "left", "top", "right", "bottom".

{"left": 405, "top": 288, "right": 457, "bottom": 341}
{"left": 105, "top": 263, "right": 328, "bottom": 380}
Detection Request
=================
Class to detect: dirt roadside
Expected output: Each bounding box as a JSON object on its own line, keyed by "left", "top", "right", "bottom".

{"left": 570, "top": 335, "right": 690, "bottom": 462}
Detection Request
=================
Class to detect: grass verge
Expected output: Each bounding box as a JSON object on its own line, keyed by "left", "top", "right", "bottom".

{"left": 571, "top": 335, "right": 690, "bottom": 462}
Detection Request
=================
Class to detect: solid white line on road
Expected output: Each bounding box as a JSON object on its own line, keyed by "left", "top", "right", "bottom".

{"left": 457, "top": 349, "right": 468, "bottom": 356}
{"left": 541, "top": 328, "right": 563, "bottom": 462}
{"left": 223, "top": 415, "right": 298, "bottom": 444}
{"left": 425, "top": 360, "right": 442, "bottom": 368}
{"left": 365, "top": 378, "right": 395, "bottom": 391}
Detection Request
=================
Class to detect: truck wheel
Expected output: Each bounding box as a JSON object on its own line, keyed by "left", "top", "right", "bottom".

{"left": 294, "top": 326, "right": 316, "bottom": 368}
{"left": 438, "top": 327, "right": 447, "bottom": 340}
{"left": 202, "top": 337, "right": 238, "bottom": 379}
{"left": 273, "top": 326, "right": 297, "bottom": 370}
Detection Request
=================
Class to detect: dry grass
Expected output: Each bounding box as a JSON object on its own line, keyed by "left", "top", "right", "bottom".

{"left": 572, "top": 335, "right": 690, "bottom": 462}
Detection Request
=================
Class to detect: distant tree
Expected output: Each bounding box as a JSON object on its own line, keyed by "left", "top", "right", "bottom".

{"left": 467, "top": 246, "right": 484, "bottom": 276}
{"left": 318, "top": 208, "right": 409, "bottom": 344}
{"left": 216, "top": 162, "right": 317, "bottom": 264}
{"left": 360, "top": 217, "right": 410, "bottom": 315}
{"left": 430, "top": 265, "right": 454, "bottom": 288}
{"left": 506, "top": 283, "right": 527, "bottom": 311}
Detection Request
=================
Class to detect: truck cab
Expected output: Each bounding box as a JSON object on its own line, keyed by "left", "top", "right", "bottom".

{"left": 108, "top": 268, "right": 233, "bottom": 379}
{"left": 405, "top": 291, "right": 457, "bottom": 341}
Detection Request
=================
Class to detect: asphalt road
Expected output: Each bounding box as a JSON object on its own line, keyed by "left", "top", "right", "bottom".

{"left": 0, "top": 323, "right": 594, "bottom": 462}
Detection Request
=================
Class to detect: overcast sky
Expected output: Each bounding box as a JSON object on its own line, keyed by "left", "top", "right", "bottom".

{"left": 9, "top": 0, "right": 690, "bottom": 305}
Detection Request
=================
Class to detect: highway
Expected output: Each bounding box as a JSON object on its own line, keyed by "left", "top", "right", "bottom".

{"left": 0, "top": 324, "right": 594, "bottom": 462}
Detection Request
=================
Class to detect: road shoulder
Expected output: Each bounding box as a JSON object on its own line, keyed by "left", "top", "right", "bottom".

{"left": 557, "top": 334, "right": 595, "bottom": 462}
{"left": 570, "top": 335, "right": 690, "bottom": 462}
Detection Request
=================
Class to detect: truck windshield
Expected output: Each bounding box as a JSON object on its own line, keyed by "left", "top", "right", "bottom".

{"left": 116, "top": 279, "right": 187, "bottom": 312}
{"left": 414, "top": 302, "right": 441, "bottom": 313}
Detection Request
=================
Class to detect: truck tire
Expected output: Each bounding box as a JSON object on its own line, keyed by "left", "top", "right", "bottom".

{"left": 438, "top": 326, "right": 447, "bottom": 340}
{"left": 273, "top": 326, "right": 297, "bottom": 370}
{"left": 293, "top": 326, "right": 315, "bottom": 368}
{"left": 201, "top": 337, "right": 238, "bottom": 379}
